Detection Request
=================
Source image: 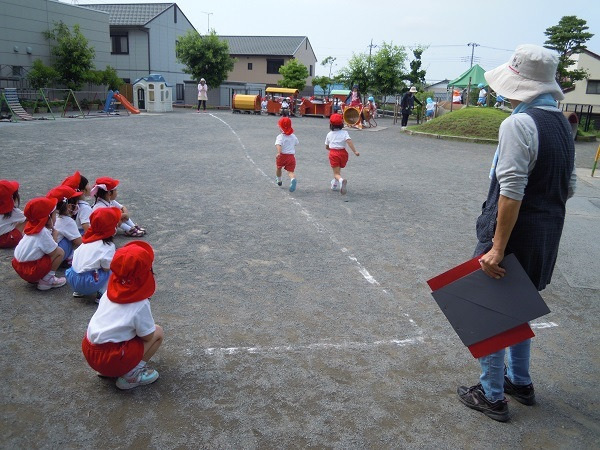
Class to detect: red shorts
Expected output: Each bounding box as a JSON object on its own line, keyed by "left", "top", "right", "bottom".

{"left": 328, "top": 149, "right": 349, "bottom": 168}
{"left": 276, "top": 153, "right": 296, "bottom": 172}
{"left": 12, "top": 255, "right": 52, "bottom": 282}
{"left": 82, "top": 334, "right": 144, "bottom": 377}
{"left": 0, "top": 228, "right": 23, "bottom": 248}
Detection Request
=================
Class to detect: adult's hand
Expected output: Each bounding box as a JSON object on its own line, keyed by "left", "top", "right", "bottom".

{"left": 479, "top": 247, "right": 506, "bottom": 279}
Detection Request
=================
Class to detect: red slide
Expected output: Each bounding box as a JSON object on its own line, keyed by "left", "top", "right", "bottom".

{"left": 113, "top": 92, "right": 140, "bottom": 114}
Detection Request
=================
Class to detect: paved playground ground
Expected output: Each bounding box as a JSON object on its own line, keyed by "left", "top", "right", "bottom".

{"left": 1, "top": 110, "right": 598, "bottom": 448}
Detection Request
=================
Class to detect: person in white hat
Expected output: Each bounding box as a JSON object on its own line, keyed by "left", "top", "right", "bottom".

{"left": 399, "top": 86, "right": 422, "bottom": 128}
{"left": 197, "top": 78, "right": 208, "bottom": 112}
{"left": 457, "top": 44, "right": 577, "bottom": 422}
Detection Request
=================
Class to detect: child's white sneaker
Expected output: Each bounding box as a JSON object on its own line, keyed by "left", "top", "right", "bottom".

{"left": 37, "top": 275, "right": 66, "bottom": 291}
{"left": 276, "top": 177, "right": 282, "bottom": 186}
{"left": 115, "top": 367, "right": 159, "bottom": 390}
{"left": 340, "top": 178, "right": 348, "bottom": 195}
{"left": 331, "top": 179, "right": 339, "bottom": 191}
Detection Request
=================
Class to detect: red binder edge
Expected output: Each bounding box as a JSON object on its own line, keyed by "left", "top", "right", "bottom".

{"left": 468, "top": 323, "right": 535, "bottom": 358}
{"left": 426, "top": 255, "right": 484, "bottom": 291}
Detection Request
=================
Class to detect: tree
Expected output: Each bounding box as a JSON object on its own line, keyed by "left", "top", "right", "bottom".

{"left": 176, "top": 30, "right": 235, "bottom": 87}
{"left": 544, "top": 15, "right": 594, "bottom": 89}
{"left": 338, "top": 53, "right": 371, "bottom": 92}
{"left": 407, "top": 46, "right": 428, "bottom": 88}
{"left": 43, "top": 22, "right": 95, "bottom": 90}
{"left": 312, "top": 75, "right": 331, "bottom": 96}
{"left": 27, "top": 59, "right": 58, "bottom": 90}
{"left": 371, "top": 42, "right": 408, "bottom": 102}
{"left": 278, "top": 58, "right": 309, "bottom": 92}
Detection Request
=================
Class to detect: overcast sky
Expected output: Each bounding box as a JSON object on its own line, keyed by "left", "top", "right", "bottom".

{"left": 69, "top": 0, "right": 599, "bottom": 84}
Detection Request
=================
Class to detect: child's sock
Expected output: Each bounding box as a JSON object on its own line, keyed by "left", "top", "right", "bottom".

{"left": 120, "top": 222, "right": 132, "bottom": 232}
{"left": 122, "top": 360, "right": 147, "bottom": 379}
{"left": 276, "top": 177, "right": 282, "bottom": 186}
{"left": 125, "top": 219, "right": 135, "bottom": 228}
{"left": 42, "top": 271, "right": 55, "bottom": 281}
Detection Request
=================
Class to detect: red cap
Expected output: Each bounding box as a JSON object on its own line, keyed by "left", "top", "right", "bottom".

{"left": 0, "top": 180, "right": 19, "bottom": 214}
{"left": 61, "top": 171, "right": 81, "bottom": 190}
{"left": 108, "top": 241, "right": 156, "bottom": 303}
{"left": 82, "top": 207, "right": 122, "bottom": 243}
{"left": 330, "top": 113, "right": 343, "bottom": 126}
{"left": 278, "top": 117, "right": 294, "bottom": 135}
{"left": 23, "top": 197, "right": 58, "bottom": 235}
{"left": 91, "top": 177, "right": 119, "bottom": 196}
{"left": 46, "top": 185, "right": 83, "bottom": 202}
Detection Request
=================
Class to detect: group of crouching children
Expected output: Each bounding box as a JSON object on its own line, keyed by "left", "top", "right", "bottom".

{"left": 0, "top": 173, "right": 163, "bottom": 391}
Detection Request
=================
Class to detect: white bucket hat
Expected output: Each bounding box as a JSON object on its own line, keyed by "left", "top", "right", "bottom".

{"left": 484, "top": 44, "right": 564, "bottom": 103}
{"left": 409, "top": 86, "right": 417, "bottom": 93}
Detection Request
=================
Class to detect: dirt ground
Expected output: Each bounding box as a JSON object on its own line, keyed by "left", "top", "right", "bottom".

{"left": 1, "top": 110, "right": 598, "bottom": 449}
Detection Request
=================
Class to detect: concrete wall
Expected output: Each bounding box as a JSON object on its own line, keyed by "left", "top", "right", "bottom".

{"left": 562, "top": 52, "right": 600, "bottom": 106}
{"left": 0, "top": 0, "right": 110, "bottom": 85}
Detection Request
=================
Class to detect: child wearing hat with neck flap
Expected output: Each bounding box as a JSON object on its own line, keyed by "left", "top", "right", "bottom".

{"left": 0, "top": 180, "right": 26, "bottom": 248}
{"left": 12, "top": 197, "right": 67, "bottom": 290}
{"left": 61, "top": 170, "right": 93, "bottom": 234}
{"left": 325, "top": 113, "right": 360, "bottom": 195}
{"left": 47, "top": 185, "right": 83, "bottom": 265}
{"left": 92, "top": 177, "right": 146, "bottom": 238}
{"left": 66, "top": 207, "right": 121, "bottom": 301}
{"left": 82, "top": 241, "right": 164, "bottom": 390}
{"left": 275, "top": 117, "right": 300, "bottom": 192}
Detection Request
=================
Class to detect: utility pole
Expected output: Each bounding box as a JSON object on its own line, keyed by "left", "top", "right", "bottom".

{"left": 467, "top": 42, "right": 480, "bottom": 68}
{"left": 368, "top": 39, "right": 377, "bottom": 70}
{"left": 201, "top": 11, "right": 213, "bottom": 33}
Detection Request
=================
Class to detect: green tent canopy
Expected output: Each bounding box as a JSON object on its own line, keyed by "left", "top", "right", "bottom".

{"left": 447, "top": 64, "right": 487, "bottom": 88}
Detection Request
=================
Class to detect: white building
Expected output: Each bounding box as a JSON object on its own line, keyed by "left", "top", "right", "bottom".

{"left": 561, "top": 49, "right": 600, "bottom": 107}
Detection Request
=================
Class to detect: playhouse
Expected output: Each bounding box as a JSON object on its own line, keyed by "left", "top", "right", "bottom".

{"left": 132, "top": 74, "right": 173, "bottom": 112}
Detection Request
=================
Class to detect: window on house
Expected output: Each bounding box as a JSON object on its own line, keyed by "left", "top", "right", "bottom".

{"left": 309, "top": 65, "right": 313, "bottom": 76}
{"left": 175, "top": 40, "right": 180, "bottom": 58}
{"left": 111, "top": 32, "right": 129, "bottom": 54}
{"left": 248, "top": 62, "right": 253, "bottom": 70}
{"left": 12, "top": 66, "right": 23, "bottom": 77}
{"left": 586, "top": 80, "right": 600, "bottom": 94}
{"left": 176, "top": 83, "right": 184, "bottom": 101}
{"left": 174, "top": 7, "right": 177, "bottom": 23}
{"left": 267, "top": 59, "right": 284, "bottom": 74}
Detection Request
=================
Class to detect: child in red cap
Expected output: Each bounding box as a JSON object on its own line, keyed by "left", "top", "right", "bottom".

{"left": 0, "top": 180, "right": 26, "bottom": 248}
{"left": 66, "top": 207, "right": 121, "bottom": 301}
{"left": 61, "top": 170, "right": 93, "bottom": 234}
{"left": 12, "top": 197, "right": 67, "bottom": 290}
{"left": 47, "top": 185, "right": 83, "bottom": 264}
{"left": 91, "top": 177, "right": 146, "bottom": 237}
{"left": 275, "top": 117, "right": 300, "bottom": 192}
{"left": 82, "top": 241, "right": 164, "bottom": 390}
{"left": 325, "top": 114, "right": 360, "bottom": 195}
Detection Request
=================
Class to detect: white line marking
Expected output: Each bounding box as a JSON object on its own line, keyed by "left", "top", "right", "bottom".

{"left": 531, "top": 321, "right": 558, "bottom": 329}
{"left": 203, "top": 336, "right": 425, "bottom": 356}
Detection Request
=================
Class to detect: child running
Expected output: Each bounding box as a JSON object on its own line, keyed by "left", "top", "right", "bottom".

{"left": 92, "top": 177, "right": 146, "bottom": 237}
{"left": 82, "top": 241, "right": 164, "bottom": 390}
{"left": 46, "top": 185, "right": 83, "bottom": 265}
{"left": 12, "top": 197, "right": 66, "bottom": 290}
{"left": 275, "top": 117, "right": 299, "bottom": 192}
{"left": 61, "top": 171, "right": 93, "bottom": 234}
{"left": 0, "top": 180, "right": 26, "bottom": 248}
{"left": 325, "top": 113, "right": 360, "bottom": 195}
{"left": 66, "top": 207, "right": 121, "bottom": 301}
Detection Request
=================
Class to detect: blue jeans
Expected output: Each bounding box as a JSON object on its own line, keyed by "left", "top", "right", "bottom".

{"left": 479, "top": 338, "right": 532, "bottom": 402}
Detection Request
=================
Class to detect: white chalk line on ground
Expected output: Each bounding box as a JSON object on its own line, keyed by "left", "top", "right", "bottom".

{"left": 210, "top": 114, "right": 419, "bottom": 323}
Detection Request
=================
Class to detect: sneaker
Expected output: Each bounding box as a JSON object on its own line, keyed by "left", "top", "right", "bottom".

{"left": 276, "top": 177, "right": 282, "bottom": 187}
{"left": 340, "top": 179, "right": 348, "bottom": 195}
{"left": 115, "top": 367, "right": 159, "bottom": 390}
{"left": 72, "top": 291, "right": 86, "bottom": 298}
{"left": 37, "top": 276, "right": 67, "bottom": 291}
{"left": 504, "top": 376, "right": 535, "bottom": 405}
{"left": 331, "top": 179, "right": 339, "bottom": 191}
{"left": 457, "top": 383, "right": 509, "bottom": 422}
{"left": 289, "top": 178, "right": 297, "bottom": 192}
{"left": 95, "top": 291, "right": 103, "bottom": 304}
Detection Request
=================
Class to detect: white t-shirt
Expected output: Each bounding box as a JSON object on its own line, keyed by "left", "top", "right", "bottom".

{"left": 13, "top": 227, "right": 58, "bottom": 262}
{"left": 75, "top": 200, "right": 93, "bottom": 229}
{"left": 71, "top": 240, "right": 116, "bottom": 273}
{"left": 0, "top": 207, "right": 25, "bottom": 235}
{"left": 275, "top": 133, "right": 299, "bottom": 154}
{"left": 426, "top": 102, "right": 436, "bottom": 111}
{"left": 479, "top": 89, "right": 487, "bottom": 99}
{"left": 87, "top": 295, "right": 156, "bottom": 344}
{"left": 92, "top": 198, "right": 122, "bottom": 211}
{"left": 325, "top": 129, "right": 351, "bottom": 150}
{"left": 55, "top": 215, "right": 80, "bottom": 242}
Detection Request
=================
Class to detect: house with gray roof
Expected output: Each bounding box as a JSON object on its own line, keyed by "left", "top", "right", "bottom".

{"left": 83, "top": 2, "right": 195, "bottom": 104}
{"left": 220, "top": 36, "right": 316, "bottom": 93}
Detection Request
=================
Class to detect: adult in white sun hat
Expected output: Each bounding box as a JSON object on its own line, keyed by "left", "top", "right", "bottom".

{"left": 457, "top": 44, "right": 577, "bottom": 422}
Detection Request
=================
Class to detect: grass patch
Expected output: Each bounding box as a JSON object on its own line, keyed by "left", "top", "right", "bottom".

{"left": 409, "top": 107, "right": 510, "bottom": 140}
